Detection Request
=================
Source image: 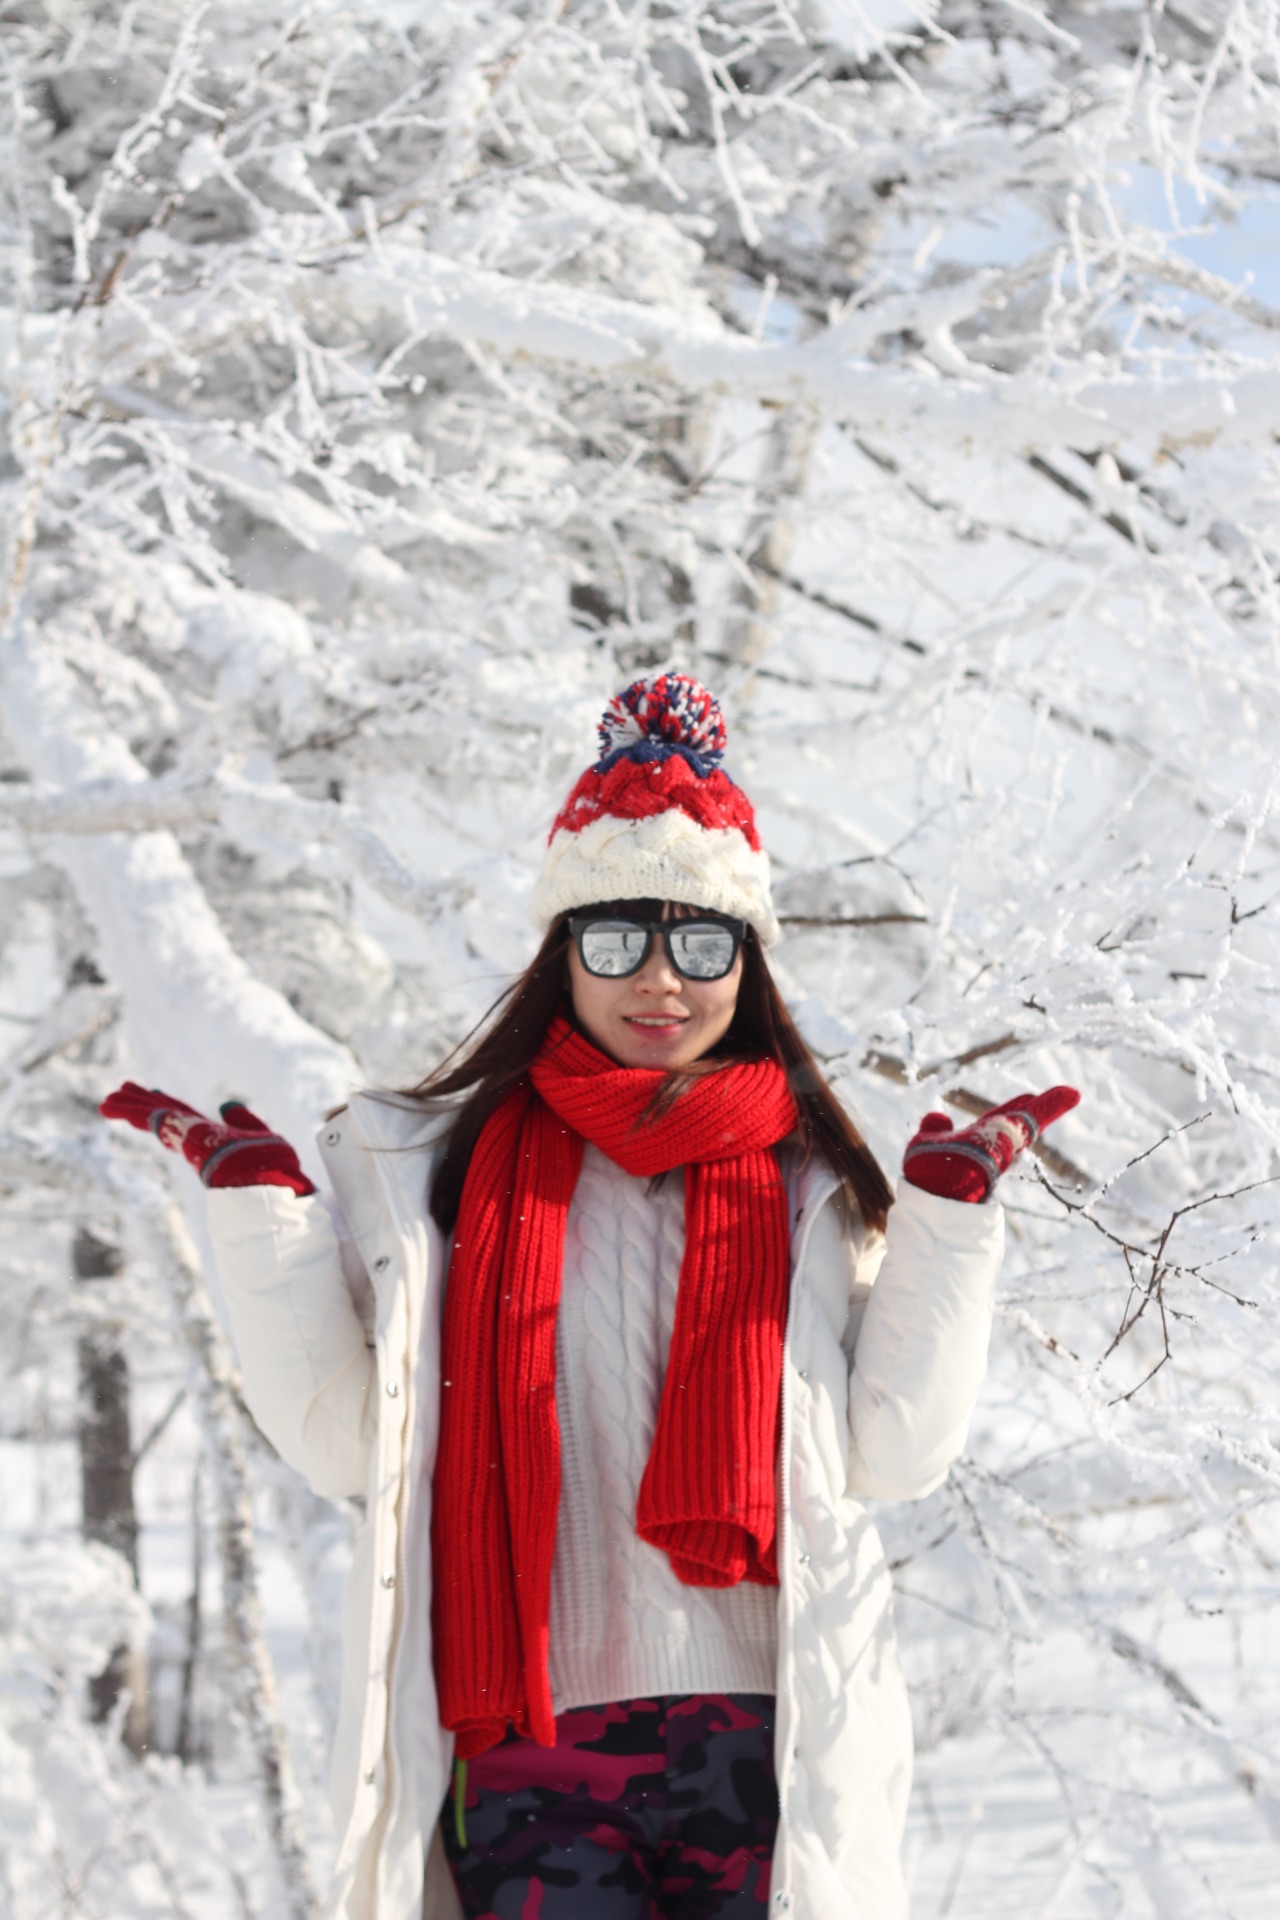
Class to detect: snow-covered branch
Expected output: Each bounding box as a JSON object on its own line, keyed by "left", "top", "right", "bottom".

{"left": 0, "top": 770, "right": 467, "bottom": 923}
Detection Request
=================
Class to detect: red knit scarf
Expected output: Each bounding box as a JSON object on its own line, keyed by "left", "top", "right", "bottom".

{"left": 431, "top": 1016, "right": 797, "bottom": 1758}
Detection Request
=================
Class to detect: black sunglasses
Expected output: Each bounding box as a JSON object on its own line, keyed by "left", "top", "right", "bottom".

{"left": 569, "top": 914, "right": 747, "bottom": 982}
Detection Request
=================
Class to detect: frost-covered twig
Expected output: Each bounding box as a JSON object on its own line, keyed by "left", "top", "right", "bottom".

{"left": 1031, "top": 1157, "right": 1279, "bottom": 1397}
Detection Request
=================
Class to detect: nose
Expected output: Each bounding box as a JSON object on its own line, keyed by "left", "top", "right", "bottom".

{"left": 635, "top": 935, "right": 683, "bottom": 993}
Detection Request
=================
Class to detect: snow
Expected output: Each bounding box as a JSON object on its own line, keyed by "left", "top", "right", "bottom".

{"left": 2, "top": 1, "right": 1279, "bottom": 1914}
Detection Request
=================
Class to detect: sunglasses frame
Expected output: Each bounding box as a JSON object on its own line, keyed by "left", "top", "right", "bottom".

{"left": 568, "top": 913, "right": 748, "bottom": 982}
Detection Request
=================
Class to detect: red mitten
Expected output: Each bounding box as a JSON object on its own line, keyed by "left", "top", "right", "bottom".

{"left": 902, "top": 1086, "right": 1080, "bottom": 1204}
{"left": 99, "top": 1081, "right": 315, "bottom": 1195}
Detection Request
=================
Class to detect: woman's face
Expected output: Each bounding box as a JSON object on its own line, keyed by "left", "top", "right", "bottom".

{"left": 566, "top": 902, "right": 744, "bottom": 1070}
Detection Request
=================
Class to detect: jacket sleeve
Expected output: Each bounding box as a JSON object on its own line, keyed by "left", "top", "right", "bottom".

{"left": 845, "top": 1180, "right": 1005, "bottom": 1502}
{"left": 204, "top": 1185, "right": 377, "bottom": 1500}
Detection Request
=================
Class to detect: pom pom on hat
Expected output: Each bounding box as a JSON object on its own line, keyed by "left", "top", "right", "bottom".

{"left": 531, "top": 673, "right": 779, "bottom": 945}
{"left": 597, "top": 674, "right": 727, "bottom": 766}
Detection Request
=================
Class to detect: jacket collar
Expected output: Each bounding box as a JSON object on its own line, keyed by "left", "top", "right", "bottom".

{"left": 341, "top": 1089, "right": 456, "bottom": 1156}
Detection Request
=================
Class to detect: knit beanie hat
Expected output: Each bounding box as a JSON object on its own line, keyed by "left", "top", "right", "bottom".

{"left": 530, "top": 673, "right": 780, "bottom": 946}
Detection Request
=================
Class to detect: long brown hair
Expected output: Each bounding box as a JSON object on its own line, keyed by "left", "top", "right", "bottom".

{"left": 406, "top": 906, "right": 894, "bottom": 1238}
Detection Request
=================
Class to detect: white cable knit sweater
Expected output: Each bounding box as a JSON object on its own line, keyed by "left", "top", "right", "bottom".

{"left": 547, "top": 1142, "right": 778, "bottom": 1712}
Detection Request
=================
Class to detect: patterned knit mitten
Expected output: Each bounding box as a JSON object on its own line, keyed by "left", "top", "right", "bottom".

{"left": 99, "top": 1081, "right": 315, "bottom": 1195}
{"left": 902, "top": 1086, "right": 1079, "bottom": 1204}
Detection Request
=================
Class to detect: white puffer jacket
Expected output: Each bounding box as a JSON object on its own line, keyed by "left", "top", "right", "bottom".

{"left": 206, "top": 1090, "right": 1004, "bottom": 1920}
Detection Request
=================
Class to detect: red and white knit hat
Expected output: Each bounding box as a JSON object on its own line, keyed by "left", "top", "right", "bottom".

{"left": 531, "top": 674, "right": 780, "bottom": 946}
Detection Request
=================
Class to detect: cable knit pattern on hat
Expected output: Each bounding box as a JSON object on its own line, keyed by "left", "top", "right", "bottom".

{"left": 533, "top": 809, "right": 778, "bottom": 944}
{"left": 548, "top": 1145, "right": 778, "bottom": 1712}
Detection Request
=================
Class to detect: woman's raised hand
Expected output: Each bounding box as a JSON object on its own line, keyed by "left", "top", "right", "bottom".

{"left": 902, "top": 1086, "right": 1079, "bottom": 1204}
{"left": 99, "top": 1082, "right": 315, "bottom": 1196}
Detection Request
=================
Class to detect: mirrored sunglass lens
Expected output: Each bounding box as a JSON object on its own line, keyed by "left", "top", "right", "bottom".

{"left": 580, "top": 922, "right": 648, "bottom": 975}
{"left": 669, "top": 925, "right": 736, "bottom": 978}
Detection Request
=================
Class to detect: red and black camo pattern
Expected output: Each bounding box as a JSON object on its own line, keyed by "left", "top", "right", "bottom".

{"left": 442, "top": 1693, "right": 778, "bottom": 1918}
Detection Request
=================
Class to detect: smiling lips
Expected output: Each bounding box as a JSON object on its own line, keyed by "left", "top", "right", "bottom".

{"left": 625, "top": 1014, "right": 689, "bottom": 1028}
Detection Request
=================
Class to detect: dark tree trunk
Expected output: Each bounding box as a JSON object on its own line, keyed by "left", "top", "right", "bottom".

{"left": 75, "top": 1228, "right": 151, "bottom": 1755}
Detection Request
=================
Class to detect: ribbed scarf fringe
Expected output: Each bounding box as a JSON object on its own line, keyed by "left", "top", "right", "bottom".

{"left": 431, "top": 1017, "right": 796, "bottom": 1759}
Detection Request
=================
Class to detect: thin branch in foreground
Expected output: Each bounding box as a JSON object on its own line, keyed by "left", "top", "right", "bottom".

{"left": 778, "top": 911, "right": 929, "bottom": 927}
{"left": 129, "top": 1387, "right": 187, "bottom": 1474}
{"left": 1030, "top": 1161, "right": 1280, "bottom": 1399}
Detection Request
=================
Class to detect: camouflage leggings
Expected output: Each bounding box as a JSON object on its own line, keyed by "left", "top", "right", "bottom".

{"left": 441, "top": 1694, "right": 779, "bottom": 1919}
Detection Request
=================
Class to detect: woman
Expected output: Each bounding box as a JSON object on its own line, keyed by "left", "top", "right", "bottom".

{"left": 102, "top": 674, "right": 1077, "bottom": 1920}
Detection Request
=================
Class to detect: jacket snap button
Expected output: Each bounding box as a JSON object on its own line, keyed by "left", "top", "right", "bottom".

{"left": 373, "top": 1255, "right": 390, "bottom": 1273}
{"left": 381, "top": 1572, "right": 396, "bottom": 1589}
{"left": 325, "top": 1129, "right": 341, "bottom": 1146}
{"left": 386, "top": 1380, "right": 399, "bottom": 1397}
{"left": 799, "top": 1553, "right": 811, "bottom": 1565}
{"left": 798, "top": 1369, "right": 809, "bottom": 1380}
{"left": 364, "top": 1767, "right": 376, "bottom": 1785}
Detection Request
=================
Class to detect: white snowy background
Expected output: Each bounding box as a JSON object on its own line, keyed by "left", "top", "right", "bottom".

{"left": 2, "top": 1, "right": 1279, "bottom": 1914}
